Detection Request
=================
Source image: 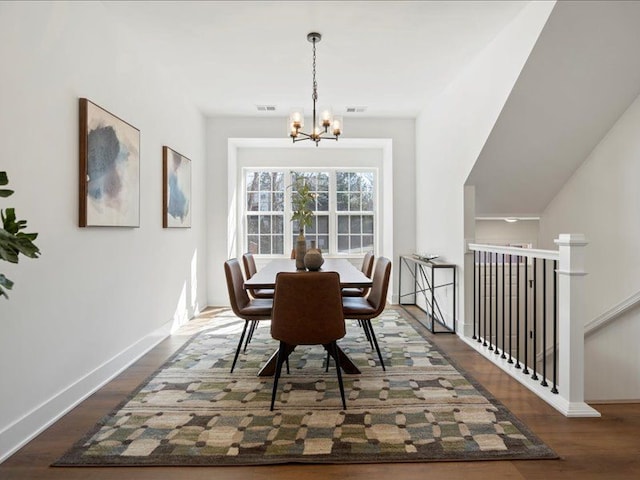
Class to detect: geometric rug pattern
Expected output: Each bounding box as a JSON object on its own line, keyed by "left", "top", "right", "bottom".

{"left": 54, "top": 308, "right": 557, "bottom": 466}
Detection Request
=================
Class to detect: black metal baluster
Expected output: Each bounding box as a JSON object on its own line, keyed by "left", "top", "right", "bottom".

{"left": 523, "top": 256, "right": 529, "bottom": 375}
{"left": 515, "top": 255, "right": 521, "bottom": 369}
{"left": 552, "top": 259, "right": 559, "bottom": 394}
{"left": 494, "top": 253, "right": 500, "bottom": 355}
{"left": 541, "top": 259, "right": 548, "bottom": 387}
{"left": 479, "top": 250, "right": 482, "bottom": 343}
{"left": 501, "top": 253, "right": 506, "bottom": 358}
{"left": 531, "top": 258, "right": 538, "bottom": 381}
{"left": 483, "top": 252, "right": 488, "bottom": 347}
{"left": 508, "top": 254, "right": 514, "bottom": 364}
{"left": 489, "top": 253, "right": 493, "bottom": 352}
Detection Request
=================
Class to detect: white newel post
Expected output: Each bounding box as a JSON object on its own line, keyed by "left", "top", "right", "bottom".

{"left": 554, "top": 234, "right": 600, "bottom": 417}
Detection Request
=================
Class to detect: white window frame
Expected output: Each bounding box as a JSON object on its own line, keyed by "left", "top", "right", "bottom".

{"left": 241, "top": 168, "right": 378, "bottom": 258}
{"left": 227, "top": 138, "right": 393, "bottom": 268}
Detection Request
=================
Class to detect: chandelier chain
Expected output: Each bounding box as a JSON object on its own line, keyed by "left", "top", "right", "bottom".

{"left": 312, "top": 38, "right": 318, "bottom": 102}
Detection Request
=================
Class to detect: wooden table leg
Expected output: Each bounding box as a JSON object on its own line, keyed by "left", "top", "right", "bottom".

{"left": 257, "top": 344, "right": 295, "bottom": 377}
{"left": 331, "top": 345, "right": 361, "bottom": 374}
{"left": 257, "top": 344, "right": 360, "bottom": 376}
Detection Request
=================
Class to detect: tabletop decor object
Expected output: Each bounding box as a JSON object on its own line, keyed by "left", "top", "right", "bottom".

{"left": 304, "top": 240, "right": 324, "bottom": 271}
{"left": 290, "top": 177, "right": 315, "bottom": 269}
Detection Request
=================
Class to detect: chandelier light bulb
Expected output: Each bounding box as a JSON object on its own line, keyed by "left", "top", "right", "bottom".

{"left": 332, "top": 116, "right": 343, "bottom": 136}
{"left": 320, "top": 107, "right": 332, "bottom": 128}
{"left": 289, "top": 109, "right": 304, "bottom": 129}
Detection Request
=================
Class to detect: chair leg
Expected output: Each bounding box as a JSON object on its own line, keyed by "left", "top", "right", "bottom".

{"left": 363, "top": 320, "right": 386, "bottom": 371}
{"left": 243, "top": 321, "right": 257, "bottom": 353}
{"left": 359, "top": 319, "right": 374, "bottom": 348}
{"left": 325, "top": 351, "right": 330, "bottom": 372}
{"left": 270, "top": 341, "right": 289, "bottom": 411}
{"left": 327, "top": 342, "right": 347, "bottom": 410}
{"left": 231, "top": 320, "right": 249, "bottom": 373}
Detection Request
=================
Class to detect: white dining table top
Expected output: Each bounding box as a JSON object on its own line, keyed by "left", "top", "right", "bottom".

{"left": 244, "top": 258, "right": 372, "bottom": 289}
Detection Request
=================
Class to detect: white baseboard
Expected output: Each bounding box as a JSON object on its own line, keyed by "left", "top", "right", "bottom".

{"left": 0, "top": 319, "right": 174, "bottom": 464}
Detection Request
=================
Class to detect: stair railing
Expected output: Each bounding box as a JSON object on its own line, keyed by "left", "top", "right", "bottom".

{"left": 467, "top": 234, "right": 600, "bottom": 417}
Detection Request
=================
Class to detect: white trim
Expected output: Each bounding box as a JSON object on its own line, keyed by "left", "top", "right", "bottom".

{"left": 468, "top": 242, "right": 559, "bottom": 261}
{"left": 0, "top": 319, "right": 174, "bottom": 463}
{"left": 585, "top": 289, "right": 640, "bottom": 337}
{"left": 461, "top": 337, "right": 600, "bottom": 418}
{"left": 554, "top": 233, "right": 588, "bottom": 247}
{"left": 555, "top": 269, "right": 588, "bottom": 276}
{"left": 475, "top": 216, "right": 540, "bottom": 221}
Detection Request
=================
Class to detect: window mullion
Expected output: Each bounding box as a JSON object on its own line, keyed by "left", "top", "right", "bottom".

{"left": 327, "top": 169, "right": 336, "bottom": 255}
{"left": 285, "top": 170, "right": 292, "bottom": 255}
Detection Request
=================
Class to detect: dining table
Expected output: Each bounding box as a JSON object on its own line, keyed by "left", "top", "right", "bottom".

{"left": 244, "top": 258, "right": 372, "bottom": 377}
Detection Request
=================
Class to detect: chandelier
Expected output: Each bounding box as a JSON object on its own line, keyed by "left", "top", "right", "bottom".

{"left": 288, "top": 32, "right": 343, "bottom": 146}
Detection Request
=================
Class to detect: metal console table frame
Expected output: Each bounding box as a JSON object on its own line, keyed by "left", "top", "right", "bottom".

{"left": 398, "top": 255, "right": 456, "bottom": 334}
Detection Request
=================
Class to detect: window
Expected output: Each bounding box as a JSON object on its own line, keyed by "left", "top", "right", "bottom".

{"left": 290, "top": 171, "right": 330, "bottom": 251}
{"left": 243, "top": 169, "right": 377, "bottom": 256}
{"left": 336, "top": 172, "right": 374, "bottom": 254}
{"left": 245, "top": 171, "right": 285, "bottom": 255}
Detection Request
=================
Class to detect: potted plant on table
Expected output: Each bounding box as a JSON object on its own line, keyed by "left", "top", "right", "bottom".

{"left": 290, "top": 176, "right": 315, "bottom": 270}
{"left": 0, "top": 171, "right": 40, "bottom": 299}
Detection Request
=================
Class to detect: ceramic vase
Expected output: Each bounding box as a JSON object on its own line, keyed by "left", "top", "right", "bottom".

{"left": 295, "top": 231, "right": 307, "bottom": 270}
{"left": 304, "top": 241, "right": 324, "bottom": 271}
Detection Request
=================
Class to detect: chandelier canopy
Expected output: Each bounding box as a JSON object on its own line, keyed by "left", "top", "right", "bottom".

{"left": 288, "top": 32, "right": 342, "bottom": 146}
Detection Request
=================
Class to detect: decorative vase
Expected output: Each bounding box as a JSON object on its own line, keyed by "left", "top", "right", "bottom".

{"left": 295, "top": 230, "right": 307, "bottom": 270}
{"left": 304, "top": 241, "right": 324, "bottom": 271}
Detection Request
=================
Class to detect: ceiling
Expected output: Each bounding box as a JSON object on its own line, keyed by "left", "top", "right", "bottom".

{"left": 101, "top": 1, "right": 529, "bottom": 118}
{"left": 467, "top": 0, "right": 640, "bottom": 216}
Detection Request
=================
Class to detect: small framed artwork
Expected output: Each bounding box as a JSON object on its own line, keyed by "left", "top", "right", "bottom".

{"left": 162, "top": 146, "right": 191, "bottom": 228}
{"left": 79, "top": 98, "right": 140, "bottom": 227}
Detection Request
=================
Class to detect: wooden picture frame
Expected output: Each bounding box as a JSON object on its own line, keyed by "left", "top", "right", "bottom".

{"left": 79, "top": 98, "right": 140, "bottom": 227}
{"left": 162, "top": 146, "right": 191, "bottom": 228}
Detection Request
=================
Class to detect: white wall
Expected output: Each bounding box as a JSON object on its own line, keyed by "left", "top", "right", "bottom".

{"left": 0, "top": 2, "right": 207, "bottom": 460}
{"left": 415, "top": 1, "right": 554, "bottom": 335}
{"left": 206, "top": 117, "right": 415, "bottom": 306}
{"left": 539, "top": 92, "right": 640, "bottom": 401}
{"left": 475, "top": 219, "right": 540, "bottom": 247}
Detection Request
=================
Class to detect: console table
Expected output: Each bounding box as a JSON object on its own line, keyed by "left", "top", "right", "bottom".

{"left": 398, "top": 255, "right": 456, "bottom": 334}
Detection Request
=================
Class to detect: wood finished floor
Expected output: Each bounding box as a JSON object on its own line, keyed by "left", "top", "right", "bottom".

{"left": 1, "top": 306, "right": 639, "bottom": 480}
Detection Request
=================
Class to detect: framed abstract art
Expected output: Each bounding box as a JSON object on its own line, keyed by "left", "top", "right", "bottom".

{"left": 79, "top": 98, "right": 140, "bottom": 227}
{"left": 162, "top": 146, "right": 191, "bottom": 228}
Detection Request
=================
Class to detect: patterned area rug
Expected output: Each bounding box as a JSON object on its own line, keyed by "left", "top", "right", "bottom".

{"left": 54, "top": 308, "right": 557, "bottom": 466}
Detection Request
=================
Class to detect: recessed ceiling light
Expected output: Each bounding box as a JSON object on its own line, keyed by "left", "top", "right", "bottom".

{"left": 504, "top": 218, "right": 518, "bottom": 223}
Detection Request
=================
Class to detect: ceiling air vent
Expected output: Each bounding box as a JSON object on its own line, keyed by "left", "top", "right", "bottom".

{"left": 345, "top": 106, "right": 367, "bottom": 113}
{"left": 256, "top": 105, "right": 277, "bottom": 112}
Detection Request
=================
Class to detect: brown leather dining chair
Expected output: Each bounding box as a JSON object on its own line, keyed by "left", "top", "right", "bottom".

{"left": 241, "top": 253, "right": 275, "bottom": 352}
{"left": 270, "top": 271, "right": 347, "bottom": 411}
{"left": 342, "top": 257, "right": 392, "bottom": 371}
{"left": 341, "top": 251, "right": 374, "bottom": 297}
{"left": 224, "top": 259, "right": 272, "bottom": 373}
{"left": 242, "top": 253, "right": 275, "bottom": 299}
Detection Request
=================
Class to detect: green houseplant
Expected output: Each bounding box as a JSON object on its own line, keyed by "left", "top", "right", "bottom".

{"left": 0, "top": 171, "right": 40, "bottom": 298}
{"left": 290, "top": 176, "right": 315, "bottom": 269}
